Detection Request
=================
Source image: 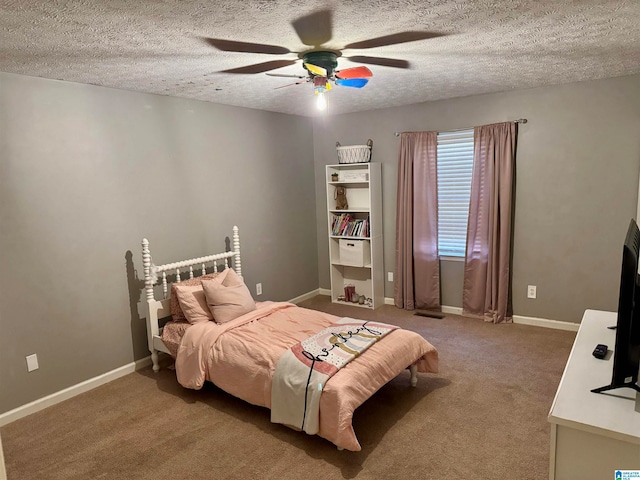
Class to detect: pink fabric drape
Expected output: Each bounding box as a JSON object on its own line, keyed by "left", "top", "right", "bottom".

{"left": 463, "top": 122, "right": 517, "bottom": 323}
{"left": 394, "top": 132, "right": 440, "bottom": 310}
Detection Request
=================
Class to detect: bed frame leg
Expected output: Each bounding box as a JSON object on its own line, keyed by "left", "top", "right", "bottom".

{"left": 151, "top": 350, "right": 160, "bottom": 373}
{"left": 410, "top": 364, "right": 418, "bottom": 387}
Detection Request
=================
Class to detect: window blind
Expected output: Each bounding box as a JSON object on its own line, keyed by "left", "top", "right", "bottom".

{"left": 437, "top": 129, "right": 474, "bottom": 257}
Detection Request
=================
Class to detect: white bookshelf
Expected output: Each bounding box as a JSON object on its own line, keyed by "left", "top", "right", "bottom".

{"left": 326, "top": 163, "right": 383, "bottom": 309}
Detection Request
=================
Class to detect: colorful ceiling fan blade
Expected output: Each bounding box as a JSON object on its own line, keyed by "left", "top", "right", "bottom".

{"left": 325, "top": 81, "right": 332, "bottom": 91}
{"left": 336, "top": 78, "right": 369, "bottom": 88}
{"left": 304, "top": 62, "right": 327, "bottom": 76}
{"left": 335, "top": 66, "right": 373, "bottom": 80}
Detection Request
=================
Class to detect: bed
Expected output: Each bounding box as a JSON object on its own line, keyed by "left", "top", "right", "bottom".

{"left": 141, "top": 226, "right": 438, "bottom": 451}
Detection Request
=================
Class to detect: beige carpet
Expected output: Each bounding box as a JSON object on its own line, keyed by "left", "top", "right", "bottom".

{"left": 1, "top": 296, "right": 576, "bottom": 479}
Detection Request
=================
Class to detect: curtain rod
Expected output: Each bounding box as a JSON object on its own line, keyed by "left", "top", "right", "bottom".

{"left": 393, "top": 118, "right": 527, "bottom": 136}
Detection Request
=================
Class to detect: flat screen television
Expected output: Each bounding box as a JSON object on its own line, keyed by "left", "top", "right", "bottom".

{"left": 592, "top": 218, "right": 640, "bottom": 394}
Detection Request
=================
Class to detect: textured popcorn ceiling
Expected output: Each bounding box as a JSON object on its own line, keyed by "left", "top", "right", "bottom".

{"left": 1, "top": 0, "right": 639, "bottom": 117}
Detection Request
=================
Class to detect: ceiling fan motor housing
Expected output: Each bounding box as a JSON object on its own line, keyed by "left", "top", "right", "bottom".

{"left": 303, "top": 51, "right": 338, "bottom": 77}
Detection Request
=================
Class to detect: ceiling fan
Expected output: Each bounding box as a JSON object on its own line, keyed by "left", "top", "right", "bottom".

{"left": 203, "top": 9, "right": 446, "bottom": 110}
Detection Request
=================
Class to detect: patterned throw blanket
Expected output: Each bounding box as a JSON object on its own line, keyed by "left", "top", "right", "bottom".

{"left": 271, "top": 318, "right": 398, "bottom": 434}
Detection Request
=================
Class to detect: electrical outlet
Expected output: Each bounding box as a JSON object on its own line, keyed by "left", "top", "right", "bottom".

{"left": 256, "top": 283, "right": 262, "bottom": 296}
{"left": 527, "top": 285, "right": 537, "bottom": 299}
{"left": 26, "top": 354, "right": 39, "bottom": 372}
{"left": 388, "top": 272, "right": 394, "bottom": 282}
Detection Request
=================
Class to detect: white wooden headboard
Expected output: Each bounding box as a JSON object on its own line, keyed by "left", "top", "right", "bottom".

{"left": 141, "top": 226, "right": 241, "bottom": 372}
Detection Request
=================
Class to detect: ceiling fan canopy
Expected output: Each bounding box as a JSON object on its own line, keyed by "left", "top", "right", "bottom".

{"left": 302, "top": 51, "right": 338, "bottom": 77}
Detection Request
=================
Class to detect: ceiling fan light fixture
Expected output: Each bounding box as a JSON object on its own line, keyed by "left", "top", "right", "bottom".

{"left": 313, "top": 76, "right": 330, "bottom": 111}
{"left": 316, "top": 91, "right": 327, "bottom": 111}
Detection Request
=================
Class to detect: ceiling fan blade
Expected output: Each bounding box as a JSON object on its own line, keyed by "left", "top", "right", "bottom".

{"left": 221, "top": 60, "right": 297, "bottom": 74}
{"left": 203, "top": 38, "right": 291, "bottom": 55}
{"left": 304, "top": 63, "right": 327, "bottom": 76}
{"left": 347, "top": 56, "right": 410, "bottom": 69}
{"left": 336, "top": 78, "right": 369, "bottom": 89}
{"left": 335, "top": 66, "right": 373, "bottom": 80}
{"left": 274, "top": 81, "right": 307, "bottom": 90}
{"left": 291, "top": 9, "right": 332, "bottom": 47}
{"left": 344, "top": 31, "right": 446, "bottom": 50}
{"left": 266, "top": 72, "right": 306, "bottom": 79}
{"left": 325, "top": 81, "right": 332, "bottom": 91}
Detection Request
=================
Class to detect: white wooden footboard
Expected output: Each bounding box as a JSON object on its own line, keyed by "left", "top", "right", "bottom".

{"left": 141, "top": 226, "right": 242, "bottom": 372}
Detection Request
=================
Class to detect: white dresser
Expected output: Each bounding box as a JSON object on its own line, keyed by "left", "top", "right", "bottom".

{"left": 548, "top": 309, "right": 640, "bottom": 479}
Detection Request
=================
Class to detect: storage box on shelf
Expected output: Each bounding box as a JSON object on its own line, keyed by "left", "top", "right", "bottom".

{"left": 327, "top": 163, "right": 372, "bottom": 185}
{"left": 326, "top": 162, "right": 383, "bottom": 309}
{"left": 339, "top": 239, "right": 371, "bottom": 267}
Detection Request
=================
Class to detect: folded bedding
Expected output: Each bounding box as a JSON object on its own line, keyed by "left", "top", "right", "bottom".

{"left": 271, "top": 318, "right": 399, "bottom": 435}
{"left": 175, "top": 301, "right": 438, "bottom": 451}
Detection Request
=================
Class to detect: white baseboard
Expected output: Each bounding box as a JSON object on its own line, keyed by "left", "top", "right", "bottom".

{"left": 387, "top": 298, "right": 578, "bottom": 331}
{"left": 441, "top": 305, "right": 463, "bottom": 315}
{"left": 512, "top": 314, "right": 579, "bottom": 331}
{"left": 0, "top": 356, "right": 152, "bottom": 427}
{"left": 288, "top": 288, "right": 322, "bottom": 304}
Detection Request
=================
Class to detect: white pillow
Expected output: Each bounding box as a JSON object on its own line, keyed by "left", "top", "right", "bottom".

{"left": 202, "top": 268, "right": 256, "bottom": 324}
{"left": 173, "top": 284, "right": 214, "bottom": 324}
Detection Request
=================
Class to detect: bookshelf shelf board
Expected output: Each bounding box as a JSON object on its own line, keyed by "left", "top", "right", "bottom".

{"left": 329, "top": 181, "right": 369, "bottom": 186}
{"left": 330, "top": 236, "right": 370, "bottom": 240}
{"left": 331, "top": 261, "right": 372, "bottom": 268}
{"left": 329, "top": 208, "right": 370, "bottom": 213}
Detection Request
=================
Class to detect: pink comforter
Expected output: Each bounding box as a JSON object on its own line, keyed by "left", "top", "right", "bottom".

{"left": 176, "top": 302, "right": 438, "bottom": 451}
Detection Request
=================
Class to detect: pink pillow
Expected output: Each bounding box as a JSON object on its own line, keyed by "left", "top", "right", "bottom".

{"left": 170, "top": 273, "right": 220, "bottom": 322}
{"left": 202, "top": 268, "right": 256, "bottom": 324}
{"left": 174, "top": 284, "right": 214, "bottom": 324}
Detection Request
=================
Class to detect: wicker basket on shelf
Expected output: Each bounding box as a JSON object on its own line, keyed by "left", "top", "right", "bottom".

{"left": 336, "top": 139, "right": 373, "bottom": 164}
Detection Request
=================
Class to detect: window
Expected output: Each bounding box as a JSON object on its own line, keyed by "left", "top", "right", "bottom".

{"left": 437, "top": 129, "right": 474, "bottom": 257}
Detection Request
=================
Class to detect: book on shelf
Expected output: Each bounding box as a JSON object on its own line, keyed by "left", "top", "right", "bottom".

{"left": 330, "top": 213, "right": 370, "bottom": 238}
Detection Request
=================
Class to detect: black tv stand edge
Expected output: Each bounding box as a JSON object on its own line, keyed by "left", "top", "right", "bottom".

{"left": 591, "top": 382, "right": 640, "bottom": 394}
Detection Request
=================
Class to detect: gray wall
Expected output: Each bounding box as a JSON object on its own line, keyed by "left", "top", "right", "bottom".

{"left": 0, "top": 72, "right": 317, "bottom": 414}
{"left": 3, "top": 69, "right": 640, "bottom": 416}
{"left": 313, "top": 74, "right": 640, "bottom": 324}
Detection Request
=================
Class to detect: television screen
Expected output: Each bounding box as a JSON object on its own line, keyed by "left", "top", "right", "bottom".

{"left": 591, "top": 218, "right": 640, "bottom": 394}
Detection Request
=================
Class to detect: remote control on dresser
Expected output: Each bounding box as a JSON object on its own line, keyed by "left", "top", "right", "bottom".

{"left": 592, "top": 344, "right": 608, "bottom": 359}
